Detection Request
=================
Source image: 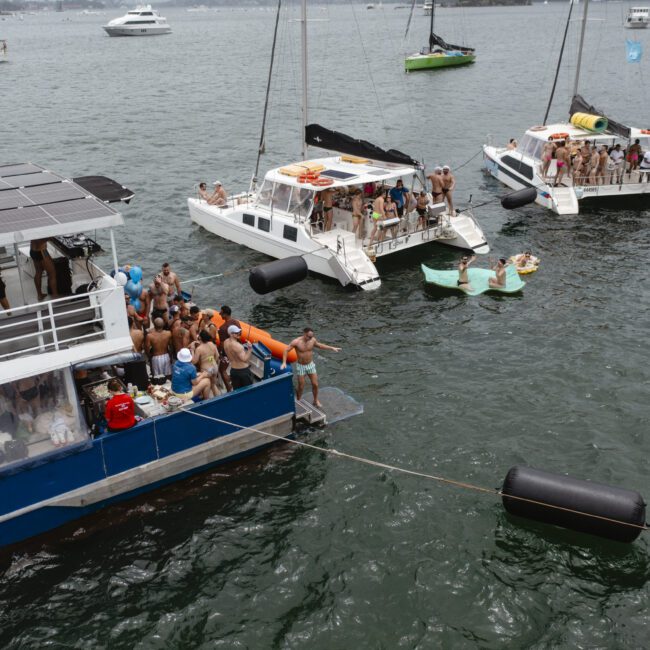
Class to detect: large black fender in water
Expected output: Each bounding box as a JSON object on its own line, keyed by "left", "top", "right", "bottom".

{"left": 501, "top": 187, "right": 537, "bottom": 210}
{"left": 501, "top": 465, "right": 646, "bottom": 543}
{"left": 249, "top": 256, "right": 309, "bottom": 295}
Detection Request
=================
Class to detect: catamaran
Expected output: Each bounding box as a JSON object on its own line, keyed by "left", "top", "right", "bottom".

{"left": 189, "top": 1, "right": 488, "bottom": 292}
{"left": 483, "top": 0, "right": 650, "bottom": 214}
{"left": 405, "top": 0, "right": 475, "bottom": 71}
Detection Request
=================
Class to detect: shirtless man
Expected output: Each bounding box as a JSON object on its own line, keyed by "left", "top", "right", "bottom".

{"left": 416, "top": 191, "right": 429, "bottom": 231}
{"left": 198, "top": 182, "right": 211, "bottom": 202}
{"left": 217, "top": 305, "right": 239, "bottom": 392}
{"left": 322, "top": 187, "right": 334, "bottom": 232}
{"left": 168, "top": 304, "right": 181, "bottom": 332}
{"left": 128, "top": 316, "right": 145, "bottom": 353}
{"left": 188, "top": 305, "right": 202, "bottom": 341}
{"left": 597, "top": 145, "right": 610, "bottom": 185}
{"left": 146, "top": 318, "right": 173, "bottom": 379}
{"left": 541, "top": 139, "right": 556, "bottom": 180}
{"left": 281, "top": 327, "right": 341, "bottom": 408}
{"left": 457, "top": 254, "right": 476, "bottom": 292}
{"left": 441, "top": 165, "right": 456, "bottom": 214}
{"left": 209, "top": 181, "right": 227, "bottom": 206}
{"left": 588, "top": 146, "right": 600, "bottom": 185}
{"left": 172, "top": 317, "right": 192, "bottom": 357}
{"left": 161, "top": 262, "right": 181, "bottom": 296}
{"left": 223, "top": 324, "right": 254, "bottom": 390}
{"left": 368, "top": 189, "right": 385, "bottom": 249}
{"left": 427, "top": 167, "right": 445, "bottom": 206}
{"left": 191, "top": 330, "right": 221, "bottom": 396}
{"left": 351, "top": 188, "right": 365, "bottom": 239}
{"left": 149, "top": 274, "right": 170, "bottom": 324}
{"left": 628, "top": 139, "right": 642, "bottom": 174}
{"left": 553, "top": 141, "right": 569, "bottom": 186}
{"left": 488, "top": 257, "right": 508, "bottom": 289}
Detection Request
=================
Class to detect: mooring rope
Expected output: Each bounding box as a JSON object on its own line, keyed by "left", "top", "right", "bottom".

{"left": 181, "top": 407, "right": 649, "bottom": 533}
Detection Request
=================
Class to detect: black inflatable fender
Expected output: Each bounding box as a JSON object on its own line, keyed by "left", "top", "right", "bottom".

{"left": 249, "top": 256, "right": 309, "bottom": 295}
{"left": 501, "top": 187, "right": 537, "bottom": 210}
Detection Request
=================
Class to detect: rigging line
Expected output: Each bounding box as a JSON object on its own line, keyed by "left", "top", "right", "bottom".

{"left": 181, "top": 408, "right": 649, "bottom": 532}
{"left": 404, "top": 0, "right": 417, "bottom": 41}
{"left": 254, "top": 0, "right": 283, "bottom": 183}
{"left": 543, "top": 0, "right": 575, "bottom": 125}
{"left": 348, "top": 0, "right": 387, "bottom": 132}
{"left": 452, "top": 148, "right": 483, "bottom": 172}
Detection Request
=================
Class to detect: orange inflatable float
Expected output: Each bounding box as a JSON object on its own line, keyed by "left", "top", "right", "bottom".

{"left": 209, "top": 312, "right": 297, "bottom": 363}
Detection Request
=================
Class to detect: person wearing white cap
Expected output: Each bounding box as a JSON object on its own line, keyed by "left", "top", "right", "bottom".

{"left": 171, "top": 347, "right": 211, "bottom": 401}
{"left": 208, "top": 180, "right": 227, "bottom": 207}
{"left": 222, "top": 324, "right": 254, "bottom": 389}
{"left": 441, "top": 165, "right": 456, "bottom": 215}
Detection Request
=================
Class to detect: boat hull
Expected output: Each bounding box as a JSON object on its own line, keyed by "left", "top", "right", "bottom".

{"left": 0, "top": 373, "right": 295, "bottom": 549}
{"left": 103, "top": 26, "right": 171, "bottom": 36}
{"left": 405, "top": 53, "right": 475, "bottom": 71}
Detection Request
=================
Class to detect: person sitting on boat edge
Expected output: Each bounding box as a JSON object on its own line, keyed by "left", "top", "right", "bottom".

{"left": 507, "top": 138, "right": 517, "bottom": 150}
{"left": 104, "top": 379, "right": 136, "bottom": 433}
{"left": 198, "top": 182, "right": 211, "bottom": 202}
{"left": 223, "top": 325, "right": 254, "bottom": 390}
{"left": 488, "top": 257, "right": 508, "bottom": 288}
{"left": 209, "top": 181, "right": 227, "bottom": 207}
{"left": 171, "top": 348, "right": 211, "bottom": 401}
{"left": 457, "top": 254, "right": 475, "bottom": 291}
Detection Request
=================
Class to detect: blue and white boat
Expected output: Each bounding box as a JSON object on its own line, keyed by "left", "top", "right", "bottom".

{"left": 0, "top": 163, "right": 299, "bottom": 550}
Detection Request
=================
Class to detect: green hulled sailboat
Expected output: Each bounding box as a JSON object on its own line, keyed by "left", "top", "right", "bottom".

{"left": 404, "top": 2, "right": 475, "bottom": 71}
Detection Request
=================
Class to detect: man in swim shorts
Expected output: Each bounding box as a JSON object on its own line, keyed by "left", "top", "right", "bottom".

{"left": 488, "top": 257, "right": 508, "bottom": 288}
{"left": 457, "top": 254, "right": 475, "bottom": 292}
{"left": 553, "top": 141, "right": 569, "bottom": 187}
{"left": 541, "top": 139, "right": 556, "bottom": 180}
{"left": 441, "top": 165, "right": 456, "bottom": 214}
{"left": 416, "top": 191, "right": 429, "bottom": 231}
{"left": 281, "top": 327, "right": 341, "bottom": 408}
{"left": 149, "top": 274, "right": 170, "bottom": 324}
{"left": 223, "top": 324, "right": 254, "bottom": 390}
{"left": 146, "top": 318, "right": 173, "bottom": 380}
{"left": 427, "top": 167, "right": 444, "bottom": 205}
{"left": 628, "top": 139, "right": 642, "bottom": 174}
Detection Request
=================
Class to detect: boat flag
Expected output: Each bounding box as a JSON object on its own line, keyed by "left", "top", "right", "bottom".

{"left": 626, "top": 39, "right": 642, "bottom": 64}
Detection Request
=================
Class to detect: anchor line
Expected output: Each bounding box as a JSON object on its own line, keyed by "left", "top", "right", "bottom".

{"left": 180, "top": 408, "right": 649, "bottom": 533}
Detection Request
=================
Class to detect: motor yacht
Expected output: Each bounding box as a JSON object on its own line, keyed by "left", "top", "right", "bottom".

{"left": 624, "top": 6, "right": 649, "bottom": 28}
{"left": 103, "top": 5, "right": 171, "bottom": 37}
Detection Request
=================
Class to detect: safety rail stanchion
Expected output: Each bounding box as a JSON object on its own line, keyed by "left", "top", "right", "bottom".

{"left": 47, "top": 301, "right": 59, "bottom": 351}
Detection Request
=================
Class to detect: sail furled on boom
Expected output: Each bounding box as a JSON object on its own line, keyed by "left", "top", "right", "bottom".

{"left": 429, "top": 32, "right": 475, "bottom": 53}
{"left": 305, "top": 124, "right": 423, "bottom": 169}
{"left": 570, "top": 95, "right": 631, "bottom": 139}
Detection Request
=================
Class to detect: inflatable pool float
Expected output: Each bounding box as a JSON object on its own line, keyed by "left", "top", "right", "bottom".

{"left": 509, "top": 254, "right": 540, "bottom": 275}
{"left": 421, "top": 264, "right": 525, "bottom": 296}
{"left": 209, "top": 313, "right": 297, "bottom": 363}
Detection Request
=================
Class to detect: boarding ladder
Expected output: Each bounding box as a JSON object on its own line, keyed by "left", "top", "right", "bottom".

{"left": 549, "top": 186, "right": 579, "bottom": 215}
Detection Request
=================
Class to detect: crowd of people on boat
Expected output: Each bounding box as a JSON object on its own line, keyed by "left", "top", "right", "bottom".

{"left": 540, "top": 137, "right": 650, "bottom": 186}
{"left": 125, "top": 263, "right": 255, "bottom": 404}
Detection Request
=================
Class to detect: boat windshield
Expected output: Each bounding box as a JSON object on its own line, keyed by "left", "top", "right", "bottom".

{"left": 517, "top": 134, "right": 545, "bottom": 160}
{"left": 0, "top": 368, "right": 89, "bottom": 470}
{"left": 257, "top": 180, "right": 314, "bottom": 218}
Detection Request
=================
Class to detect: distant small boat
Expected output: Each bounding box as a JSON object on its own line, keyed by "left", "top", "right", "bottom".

{"left": 624, "top": 6, "right": 649, "bottom": 28}
{"left": 0, "top": 39, "right": 7, "bottom": 63}
{"left": 103, "top": 5, "right": 171, "bottom": 37}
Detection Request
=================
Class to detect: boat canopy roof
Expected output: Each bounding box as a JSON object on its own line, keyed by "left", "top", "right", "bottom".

{"left": 0, "top": 163, "right": 123, "bottom": 247}
{"left": 265, "top": 156, "right": 418, "bottom": 190}
{"left": 525, "top": 123, "right": 630, "bottom": 142}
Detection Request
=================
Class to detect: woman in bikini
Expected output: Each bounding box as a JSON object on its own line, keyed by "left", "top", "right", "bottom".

{"left": 29, "top": 239, "right": 58, "bottom": 301}
{"left": 383, "top": 194, "right": 399, "bottom": 240}
{"left": 351, "top": 188, "right": 365, "bottom": 239}
{"left": 191, "top": 330, "right": 222, "bottom": 397}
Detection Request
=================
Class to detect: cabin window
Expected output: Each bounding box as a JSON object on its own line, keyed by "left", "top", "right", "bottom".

{"left": 283, "top": 225, "right": 298, "bottom": 242}
{"left": 242, "top": 213, "right": 255, "bottom": 227}
{"left": 141, "top": 11, "right": 154, "bottom": 15}
{"left": 125, "top": 20, "right": 156, "bottom": 24}
{"left": 258, "top": 217, "right": 271, "bottom": 232}
{"left": 271, "top": 183, "right": 292, "bottom": 213}
{"left": 256, "top": 180, "right": 273, "bottom": 209}
{"left": 288, "top": 186, "right": 313, "bottom": 218}
{"left": 0, "top": 369, "right": 88, "bottom": 470}
{"left": 502, "top": 155, "right": 533, "bottom": 180}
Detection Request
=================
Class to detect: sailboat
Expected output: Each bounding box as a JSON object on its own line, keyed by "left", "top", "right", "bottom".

{"left": 483, "top": 0, "right": 650, "bottom": 214}
{"left": 405, "top": 0, "right": 475, "bottom": 71}
{"left": 188, "top": 0, "right": 488, "bottom": 291}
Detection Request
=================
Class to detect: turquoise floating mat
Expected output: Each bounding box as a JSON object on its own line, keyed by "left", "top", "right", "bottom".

{"left": 421, "top": 263, "right": 525, "bottom": 296}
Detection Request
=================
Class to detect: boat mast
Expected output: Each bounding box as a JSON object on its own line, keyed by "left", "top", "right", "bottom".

{"left": 301, "top": 0, "right": 308, "bottom": 160}
{"left": 573, "top": 0, "right": 590, "bottom": 98}
{"left": 428, "top": 1, "right": 435, "bottom": 53}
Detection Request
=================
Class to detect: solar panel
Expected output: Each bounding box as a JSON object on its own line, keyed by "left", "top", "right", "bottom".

{"left": 0, "top": 163, "right": 123, "bottom": 245}
{"left": 321, "top": 169, "right": 358, "bottom": 180}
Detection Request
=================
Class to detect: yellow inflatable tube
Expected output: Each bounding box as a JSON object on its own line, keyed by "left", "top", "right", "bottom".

{"left": 509, "top": 254, "right": 540, "bottom": 275}
{"left": 570, "top": 112, "right": 608, "bottom": 133}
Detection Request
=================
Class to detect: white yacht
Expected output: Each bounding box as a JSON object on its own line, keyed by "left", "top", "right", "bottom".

{"left": 624, "top": 6, "right": 649, "bottom": 28}
{"left": 103, "top": 5, "right": 171, "bottom": 37}
{"left": 423, "top": 1, "right": 433, "bottom": 15}
{"left": 189, "top": 148, "right": 488, "bottom": 291}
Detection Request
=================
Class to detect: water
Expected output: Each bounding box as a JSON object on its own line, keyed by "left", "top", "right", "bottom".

{"left": 2, "top": 3, "right": 650, "bottom": 647}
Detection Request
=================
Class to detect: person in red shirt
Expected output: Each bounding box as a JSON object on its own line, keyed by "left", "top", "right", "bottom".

{"left": 104, "top": 379, "right": 135, "bottom": 432}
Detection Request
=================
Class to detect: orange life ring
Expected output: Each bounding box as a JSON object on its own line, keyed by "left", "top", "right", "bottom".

{"left": 297, "top": 174, "right": 309, "bottom": 183}
{"left": 549, "top": 132, "right": 569, "bottom": 141}
{"left": 311, "top": 177, "right": 334, "bottom": 187}
{"left": 305, "top": 171, "right": 319, "bottom": 179}
{"left": 640, "top": 129, "right": 650, "bottom": 134}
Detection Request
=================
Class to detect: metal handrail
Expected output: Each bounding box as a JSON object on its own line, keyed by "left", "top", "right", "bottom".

{"left": 0, "top": 329, "right": 107, "bottom": 360}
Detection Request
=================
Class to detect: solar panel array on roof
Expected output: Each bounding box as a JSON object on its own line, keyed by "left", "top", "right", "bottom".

{"left": 320, "top": 169, "right": 358, "bottom": 180}
{"left": 0, "top": 163, "right": 123, "bottom": 245}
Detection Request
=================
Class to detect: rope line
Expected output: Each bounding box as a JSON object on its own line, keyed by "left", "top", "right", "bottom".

{"left": 181, "top": 407, "right": 648, "bottom": 533}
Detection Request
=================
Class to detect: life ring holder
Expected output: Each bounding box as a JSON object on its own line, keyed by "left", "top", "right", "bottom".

{"left": 529, "top": 125, "right": 546, "bottom": 132}
{"left": 549, "top": 132, "right": 569, "bottom": 141}
{"left": 311, "top": 177, "right": 334, "bottom": 187}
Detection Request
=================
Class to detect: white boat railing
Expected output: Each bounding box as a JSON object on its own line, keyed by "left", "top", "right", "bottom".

{"left": 0, "top": 282, "right": 125, "bottom": 363}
